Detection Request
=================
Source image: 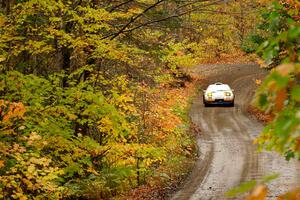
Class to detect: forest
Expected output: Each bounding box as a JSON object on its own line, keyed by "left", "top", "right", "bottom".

{"left": 0, "top": 0, "right": 299, "bottom": 199}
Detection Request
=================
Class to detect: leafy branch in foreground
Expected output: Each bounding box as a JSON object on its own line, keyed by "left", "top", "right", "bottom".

{"left": 226, "top": 174, "right": 279, "bottom": 198}
{"left": 253, "top": 0, "right": 300, "bottom": 160}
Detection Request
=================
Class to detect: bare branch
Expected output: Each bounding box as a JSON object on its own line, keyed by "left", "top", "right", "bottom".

{"left": 106, "top": 0, "right": 166, "bottom": 40}
{"left": 101, "top": 0, "right": 225, "bottom": 40}
{"left": 109, "top": 0, "right": 135, "bottom": 12}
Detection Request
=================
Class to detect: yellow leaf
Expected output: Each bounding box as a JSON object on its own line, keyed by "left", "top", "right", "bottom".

{"left": 68, "top": 114, "right": 77, "bottom": 120}
{"left": 0, "top": 56, "right": 6, "bottom": 63}
{"left": 0, "top": 16, "right": 6, "bottom": 27}
{"left": 87, "top": 167, "right": 99, "bottom": 175}
{"left": 257, "top": 58, "right": 267, "bottom": 68}
{"left": 255, "top": 79, "right": 262, "bottom": 85}
{"left": 128, "top": 7, "right": 143, "bottom": 14}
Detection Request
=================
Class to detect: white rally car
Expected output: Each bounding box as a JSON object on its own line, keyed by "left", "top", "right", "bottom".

{"left": 203, "top": 82, "right": 234, "bottom": 107}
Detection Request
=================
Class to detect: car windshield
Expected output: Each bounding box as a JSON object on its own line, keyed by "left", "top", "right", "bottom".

{"left": 207, "top": 84, "right": 231, "bottom": 92}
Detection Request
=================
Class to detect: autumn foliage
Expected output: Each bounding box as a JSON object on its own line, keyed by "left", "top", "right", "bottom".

{"left": 0, "top": 0, "right": 202, "bottom": 199}
{"left": 245, "top": 0, "right": 300, "bottom": 199}
{"left": 253, "top": 0, "right": 300, "bottom": 161}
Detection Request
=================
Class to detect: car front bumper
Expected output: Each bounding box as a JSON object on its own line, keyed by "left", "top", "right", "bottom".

{"left": 204, "top": 97, "right": 234, "bottom": 104}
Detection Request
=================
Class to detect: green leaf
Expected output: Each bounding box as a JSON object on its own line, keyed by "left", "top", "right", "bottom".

{"left": 288, "top": 26, "right": 300, "bottom": 40}
{"left": 272, "top": 72, "right": 289, "bottom": 89}
{"left": 226, "top": 180, "right": 257, "bottom": 197}
{"left": 261, "top": 173, "right": 280, "bottom": 184}
{"left": 258, "top": 94, "right": 268, "bottom": 108}
{"left": 291, "top": 86, "right": 300, "bottom": 101}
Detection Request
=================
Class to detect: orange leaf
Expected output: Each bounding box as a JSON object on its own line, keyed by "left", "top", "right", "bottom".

{"left": 0, "top": 160, "right": 4, "bottom": 169}
{"left": 276, "top": 64, "right": 295, "bottom": 76}
{"left": 275, "top": 89, "right": 287, "bottom": 111}
{"left": 246, "top": 185, "right": 268, "bottom": 200}
{"left": 277, "top": 188, "right": 300, "bottom": 200}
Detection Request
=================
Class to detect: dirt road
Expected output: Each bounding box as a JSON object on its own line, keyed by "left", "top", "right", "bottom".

{"left": 171, "top": 64, "right": 300, "bottom": 200}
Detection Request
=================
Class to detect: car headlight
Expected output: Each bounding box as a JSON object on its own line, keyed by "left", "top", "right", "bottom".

{"left": 207, "top": 93, "right": 213, "bottom": 97}
{"left": 225, "top": 92, "right": 231, "bottom": 96}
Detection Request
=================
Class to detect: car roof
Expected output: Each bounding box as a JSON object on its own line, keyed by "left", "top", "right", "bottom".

{"left": 207, "top": 83, "right": 231, "bottom": 91}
